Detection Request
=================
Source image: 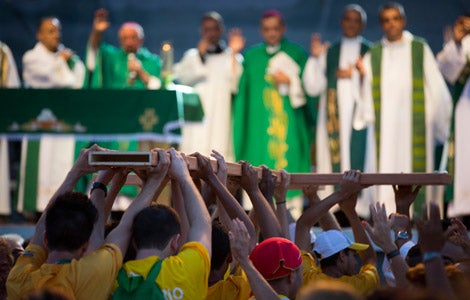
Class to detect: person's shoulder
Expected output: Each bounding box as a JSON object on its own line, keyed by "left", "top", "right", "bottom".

{"left": 244, "top": 43, "right": 266, "bottom": 57}
{"left": 282, "top": 39, "right": 307, "bottom": 54}
{"left": 84, "top": 243, "right": 123, "bottom": 262}
{"left": 411, "top": 35, "right": 428, "bottom": 46}
{"left": 99, "top": 42, "right": 120, "bottom": 54}
{"left": 22, "top": 43, "right": 41, "bottom": 59}
{"left": 358, "top": 263, "right": 379, "bottom": 280}
{"left": 182, "top": 48, "right": 199, "bottom": 57}
{"left": 179, "top": 241, "right": 210, "bottom": 257}
{"left": 138, "top": 47, "right": 160, "bottom": 59}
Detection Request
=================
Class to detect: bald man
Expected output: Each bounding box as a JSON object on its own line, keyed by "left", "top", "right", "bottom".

{"left": 86, "top": 8, "right": 162, "bottom": 89}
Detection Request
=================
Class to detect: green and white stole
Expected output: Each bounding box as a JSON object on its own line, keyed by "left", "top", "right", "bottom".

{"left": 326, "top": 40, "right": 370, "bottom": 172}
{"left": 445, "top": 58, "right": 470, "bottom": 201}
{"left": 370, "top": 38, "right": 426, "bottom": 207}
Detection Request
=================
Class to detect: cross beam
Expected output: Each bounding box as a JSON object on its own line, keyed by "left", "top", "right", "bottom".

{"left": 89, "top": 151, "right": 451, "bottom": 189}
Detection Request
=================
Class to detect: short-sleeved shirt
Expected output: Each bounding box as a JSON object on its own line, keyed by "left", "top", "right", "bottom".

{"left": 114, "top": 241, "right": 210, "bottom": 300}
{"left": 301, "top": 250, "right": 379, "bottom": 296}
{"left": 206, "top": 272, "right": 251, "bottom": 300}
{"left": 7, "top": 243, "right": 122, "bottom": 300}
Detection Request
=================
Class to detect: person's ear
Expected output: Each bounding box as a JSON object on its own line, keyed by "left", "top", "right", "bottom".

{"left": 43, "top": 232, "right": 49, "bottom": 250}
{"left": 79, "top": 241, "right": 90, "bottom": 258}
{"left": 171, "top": 233, "right": 181, "bottom": 252}
{"left": 287, "top": 271, "right": 295, "bottom": 283}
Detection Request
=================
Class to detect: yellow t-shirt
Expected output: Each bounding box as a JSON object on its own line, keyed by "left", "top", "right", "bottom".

{"left": 115, "top": 241, "right": 210, "bottom": 300}
{"left": 7, "top": 243, "right": 123, "bottom": 300}
{"left": 206, "top": 272, "right": 251, "bottom": 300}
{"left": 301, "top": 250, "right": 379, "bottom": 296}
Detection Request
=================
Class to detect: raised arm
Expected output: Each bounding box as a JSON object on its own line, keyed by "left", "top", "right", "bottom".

{"left": 240, "top": 161, "right": 282, "bottom": 238}
{"left": 30, "top": 144, "right": 106, "bottom": 248}
{"left": 229, "top": 218, "right": 279, "bottom": 300}
{"left": 193, "top": 152, "right": 256, "bottom": 248}
{"left": 168, "top": 149, "right": 212, "bottom": 256}
{"left": 273, "top": 169, "right": 290, "bottom": 239}
{"left": 364, "top": 202, "right": 409, "bottom": 287}
{"left": 295, "top": 171, "right": 359, "bottom": 252}
{"left": 105, "top": 149, "right": 169, "bottom": 255}
{"left": 87, "top": 168, "right": 130, "bottom": 253}
{"left": 171, "top": 178, "right": 190, "bottom": 246}
{"left": 415, "top": 203, "right": 456, "bottom": 299}
{"left": 89, "top": 8, "right": 110, "bottom": 50}
{"left": 303, "top": 184, "right": 341, "bottom": 231}
{"left": 393, "top": 185, "right": 422, "bottom": 217}
{"left": 338, "top": 171, "right": 376, "bottom": 265}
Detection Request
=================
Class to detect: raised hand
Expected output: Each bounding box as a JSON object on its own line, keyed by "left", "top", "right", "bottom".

{"left": 192, "top": 152, "right": 215, "bottom": 182}
{"left": 273, "top": 169, "right": 290, "bottom": 204}
{"left": 393, "top": 185, "right": 421, "bottom": 216}
{"left": 228, "top": 218, "right": 253, "bottom": 262}
{"left": 93, "top": 8, "right": 110, "bottom": 33}
{"left": 258, "top": 166, "right": 276, "bottom": 203}
{"left": 228, "top": 28, "right": 245, "bottom": 54}
{"left": 198, "top": 38, "right": 210, "bottom": 56}
{"left": 240, "top": 161, "right": 259, "bottom": 194}
{"left": 73, "top": 144, "right": 108, "bottom": 175}
{"left": 338, "top": 170, "right": 362, "bottom": 197}
{"left": 363, "top": 202, "right": 396, "bottom": 253}
{"left": 167, "top": 148, "right": 190, "bottom": 181}
{"left": 415, "top": 203, "right": 445, "bottom": 253}
{"left": 310, "top": 33, "right": 329, "bottom": 58}
{"left": 211, "top": 150, "right": 227, "bottom": 185}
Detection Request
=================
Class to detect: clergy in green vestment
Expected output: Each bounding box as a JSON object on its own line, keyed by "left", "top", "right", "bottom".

{"left": 233, "top": 10, "right": 311, "bottom": 175}
{"left": 85, "top": 8, "right": 162, "bottom": 89}
{"left": 84, "top": 8, "right": 163, "bottom": 198}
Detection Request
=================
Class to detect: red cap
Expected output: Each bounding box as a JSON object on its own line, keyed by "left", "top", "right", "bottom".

{"left": 249, "top": 237, "right": 302, "bottom": 280}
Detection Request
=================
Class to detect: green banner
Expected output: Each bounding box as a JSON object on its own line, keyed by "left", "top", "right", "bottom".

{"left": 0, "top": 87, "right": 203, "bottom": 143}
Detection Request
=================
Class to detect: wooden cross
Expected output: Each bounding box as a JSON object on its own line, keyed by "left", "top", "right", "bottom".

{"left": 89, "top": 151, "right": 451, "bottom": 189}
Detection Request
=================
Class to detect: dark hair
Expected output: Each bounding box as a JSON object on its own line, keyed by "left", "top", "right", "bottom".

{"left": 132, "top": 204, "right": 181, "bottom": 250}
{"left": 319, "top": 251, "right": 342, "bottom": 269}
{"left": 406, "top": 244, "right": 422, "bottom": 267}
{"left": 211, "top": 220, "right": 231, "bottom": 271}
{"left": 0, "top": 237, "right": 13, "bottom": 300}
{"left": 45, "top": 192, "right": 97, "bottom": 252}
{"left": 379, "top": 2, "right": 406, "bottom": 22}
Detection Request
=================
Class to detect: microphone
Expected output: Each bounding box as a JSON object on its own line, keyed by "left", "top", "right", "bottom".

{"left": 127, "top": 53, "right": 137, "bottom": 83}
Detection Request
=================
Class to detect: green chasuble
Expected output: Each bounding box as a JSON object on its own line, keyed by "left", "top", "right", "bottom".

{"left": 233, "top": 39, "right": 311, "bottom": 175}
{"left": 85, "top": 43, "right": 162, "bottom": 89}
{"left": 326, "top": 39, "right": 371, "bottom": 173}
{"left": 83, "top": 43, "right": 162, "bottom": 197}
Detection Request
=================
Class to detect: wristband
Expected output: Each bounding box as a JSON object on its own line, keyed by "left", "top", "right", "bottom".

{"left": 276, "top": 201, "right": 286, "bottom": 205}
{"left": 91, "top": 182, "right": 107, "bottom": 197}
{"left": 386, "top": 249, "right": 400, "bottom": 260}
{"left": 423, "top": 251, "right": 441, "bottom": 262}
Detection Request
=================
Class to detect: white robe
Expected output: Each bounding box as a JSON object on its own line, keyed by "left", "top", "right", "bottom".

{"left": 356, "top": 31, "right": 452, "bottom": 214}
{"left": 303, "top": 37, "right": 370, "bottom": 216}
{"left": 0, "top": 42, "right": 20, "bottom": 88}
{"left": 0, "top": 42, "right": 20, "bottom": 214}
{"left": 23, "top": 42, "right": 85, "bottom": 89}
{"left": 437, "top": 35, "right": 470, "bottom": 217}
{"left": 20, "top": 43, "right": 85, "bottom": 212}
{"left": 174, "top": 47, "right": 242, "bottom": 160}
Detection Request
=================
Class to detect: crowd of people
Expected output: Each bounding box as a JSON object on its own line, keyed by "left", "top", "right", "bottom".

{"left": 1, "top": 1, "right": 470, "bottom": 299}
{"left": 0, "top": 145, "right": 469, "bottom": 299}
